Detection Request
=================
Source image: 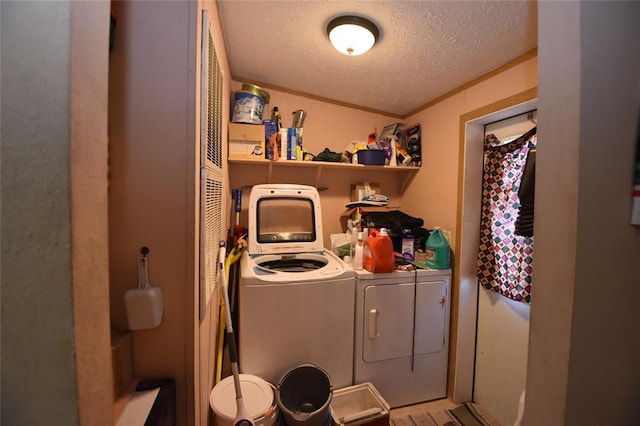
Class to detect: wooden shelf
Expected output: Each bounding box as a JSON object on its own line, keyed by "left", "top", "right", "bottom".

{"left": 228, "top": 158, "right": 420, "bottom": 194}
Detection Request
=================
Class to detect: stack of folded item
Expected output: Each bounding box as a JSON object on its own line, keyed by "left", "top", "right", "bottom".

{"left": 345, "top": 193, "right": 389, "bottom": 208}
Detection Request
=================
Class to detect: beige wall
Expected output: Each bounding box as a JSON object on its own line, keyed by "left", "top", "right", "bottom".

{"left": 108, "top": 1, "right": 236, "bottom": 424}
{"left": 71, "top": 1, "right": 113, "bottom": 424}
{"left": 230, "top": 81, "right": 400, "bottom": 156}
{"left": 2, "top": 1, "right": 112, "bottom": 424}
{"left": 401, "top": 57, "right": 538, "bottom": 236}
{"left": 526, "top": 2, "right": 640, "bottom": 425}
{"left": 108, "top": 1, "right": 198, "bottom": 424}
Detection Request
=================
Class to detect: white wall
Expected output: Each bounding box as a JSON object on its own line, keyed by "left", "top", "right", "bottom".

{"left": 526, "top": 2, "right": 640, "bottom": 424}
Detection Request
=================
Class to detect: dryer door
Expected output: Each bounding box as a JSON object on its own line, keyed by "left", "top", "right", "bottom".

{"left": 414, "top": 280, "right": 448, "bottom": 355}
{"left": 362, "top": 280, "right": 448, "bottom": 362}
{"left": 362, "top": 282, "right": 414, "bottom": 362}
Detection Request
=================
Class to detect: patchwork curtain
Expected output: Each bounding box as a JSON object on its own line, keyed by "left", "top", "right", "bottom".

{"left": 477, "top": 127, "right": 537, "bottom": 303}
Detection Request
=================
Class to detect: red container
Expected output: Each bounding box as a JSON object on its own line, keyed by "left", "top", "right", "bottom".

{"left": 363, "top": 228, "right": 395, "bottom": 273}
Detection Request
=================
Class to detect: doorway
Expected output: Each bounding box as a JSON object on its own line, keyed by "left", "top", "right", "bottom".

{"left": 472, "top": 111, "right": 536, "bottom": 426}
{"left": 450, "top": 88, "right": 537, "bottom": 418}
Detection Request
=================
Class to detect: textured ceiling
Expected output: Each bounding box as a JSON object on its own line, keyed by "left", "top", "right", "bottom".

{"left": 218, "top": 0, "right": 537, "bottom": 117}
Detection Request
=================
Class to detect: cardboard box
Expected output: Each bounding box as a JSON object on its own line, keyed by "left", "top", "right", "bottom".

{"left": 330, "top": 382, "right": 390, "bottom": 426}
{"left": 350, "top": 182, "right": 381, "bottom": 202}
{"left": 228, "top": 122, "right": 265, "bottom": 158}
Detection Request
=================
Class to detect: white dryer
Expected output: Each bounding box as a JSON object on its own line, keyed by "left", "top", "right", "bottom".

{"left": 354, "top": 268, "right": 451, "bottom": 408}
{"left": 238, "top": 184, "right": 355, "bottom": 388}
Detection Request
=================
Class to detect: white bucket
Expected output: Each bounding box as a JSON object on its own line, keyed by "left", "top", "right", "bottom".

{"left": 210, "top": 374, "right": 277, "bottom": 426}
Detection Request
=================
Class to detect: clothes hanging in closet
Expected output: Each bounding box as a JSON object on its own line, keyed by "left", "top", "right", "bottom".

{"left": 477, "top": 127, "right": 537, "bottom": 303}
{"left": 515, "top": 149, "right": 536, "bottom": 237}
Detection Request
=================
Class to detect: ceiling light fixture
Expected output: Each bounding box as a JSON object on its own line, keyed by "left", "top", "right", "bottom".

{"left": 327, "top": 15, "right": 379, "bottom": 56}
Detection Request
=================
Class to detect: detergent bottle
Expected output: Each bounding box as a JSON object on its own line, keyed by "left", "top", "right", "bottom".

{"left": 425, "top": 227, "right": 450, "bottom": 269}
{"left": 363, "top": 228, "right": 395, "bottom": 273}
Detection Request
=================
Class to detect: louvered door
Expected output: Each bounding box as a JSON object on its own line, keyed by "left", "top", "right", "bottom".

{"left": 199, "top": 10, "right": 224, "bottom": 320}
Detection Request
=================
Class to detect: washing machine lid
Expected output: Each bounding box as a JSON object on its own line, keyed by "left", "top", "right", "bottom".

{"left": 242, "top": 250, "right": 352, "bottom": 283}
{"left": 248, "top": 184, "right": 324, "bottom": 255}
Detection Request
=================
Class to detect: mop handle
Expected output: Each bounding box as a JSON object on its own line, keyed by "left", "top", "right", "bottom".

{"left": 218, "top": 242, "right": 244, "bottom": 401}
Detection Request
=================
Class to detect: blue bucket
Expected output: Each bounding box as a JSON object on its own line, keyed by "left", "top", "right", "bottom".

{"left": 232, "top": 90, "right": 265, "bottom": 124}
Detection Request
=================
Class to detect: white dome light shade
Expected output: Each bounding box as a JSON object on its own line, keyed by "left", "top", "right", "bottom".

{"left": 327, "top": 16, "right": 379, "bottom": 56}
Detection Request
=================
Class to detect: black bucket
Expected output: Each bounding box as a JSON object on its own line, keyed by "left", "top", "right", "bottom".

{"left": 276, "top": 364, "right": 332, "bottom": 426}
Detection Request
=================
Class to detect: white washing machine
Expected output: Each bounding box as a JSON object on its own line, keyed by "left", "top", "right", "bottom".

{"left": 238, "top": 184, "right": 355, "bottom": 388}
{"left": 354, "top": 268, "right": 451, "bottom": 408}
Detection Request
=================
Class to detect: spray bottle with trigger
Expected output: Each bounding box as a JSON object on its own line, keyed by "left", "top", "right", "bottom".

{"left": 388, "top": 135, "right": 398, "bottom": 167}
{"left": 353, "top": 231, "right": 364, "bottom": 270}
{"left": 271, "top": 107, "right": 283, "bottom": 132}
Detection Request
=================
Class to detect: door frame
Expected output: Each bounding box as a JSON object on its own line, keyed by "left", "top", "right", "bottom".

{"left": 448, "top": 88, "right": 538, "bottom": 403}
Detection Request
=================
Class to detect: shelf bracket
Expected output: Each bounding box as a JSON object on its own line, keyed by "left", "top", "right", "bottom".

{"left": 314, "top": 165, "right": 323, "bottom": 188}
{"left": 266, "top": 161, "right": 274, "bottom": 183}
{"left": 399, "top": 169, "right": 418, "bottom": 195}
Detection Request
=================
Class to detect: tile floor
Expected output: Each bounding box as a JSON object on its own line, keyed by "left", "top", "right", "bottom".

{"left": 390, "top": 398, "right": 457, "bottom": 418}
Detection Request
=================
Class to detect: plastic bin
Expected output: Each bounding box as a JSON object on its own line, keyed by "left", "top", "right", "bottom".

{"left": 330, "top": 383, "right": 390, "bottom": 426}
{"left": 357, "top": 150, "right": 386, "bottom": 165}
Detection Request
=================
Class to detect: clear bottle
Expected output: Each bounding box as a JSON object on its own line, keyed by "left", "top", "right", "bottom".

{"left": 353, "top": 232, "right": 364, "bottom": 270}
